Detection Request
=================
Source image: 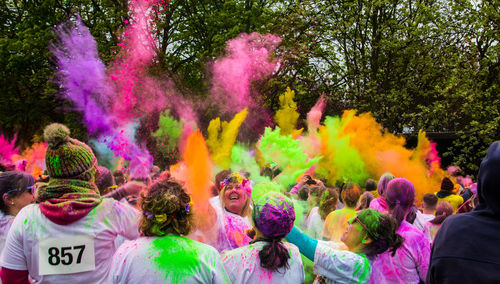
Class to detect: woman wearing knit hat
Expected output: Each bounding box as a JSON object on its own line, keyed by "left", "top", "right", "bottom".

{"left": 0, "top": 171, "right": 35, "bottom": 255}
{"left": 222, "top": 192, "right": 304, "bottom": 284}
{"left": 109, "top": 178, "right": 230, "bottom": 283}
{"left": 435, "top": 177, "right": 464, "bottom": 212}
{"left": 369, "top": 178, "right": 430, "bottom": 284}
{"left": 0, "top": 123, "right": 141, "bottom": 283}
{"left": 286, "top": 209, "right": 403, "bottom": 283}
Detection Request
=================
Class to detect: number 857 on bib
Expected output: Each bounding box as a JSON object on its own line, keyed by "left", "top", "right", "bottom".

{"left": 39, "top": 235, "right": 95, "bottom": 276}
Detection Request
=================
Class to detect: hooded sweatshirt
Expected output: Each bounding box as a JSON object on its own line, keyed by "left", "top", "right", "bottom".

{"left": 427, "top": 141, "right": 500, "bottom": 283}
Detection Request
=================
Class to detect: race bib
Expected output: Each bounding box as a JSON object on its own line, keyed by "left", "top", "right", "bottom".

{"left": 38, "top": 235, "right": 95, "bottom": 275}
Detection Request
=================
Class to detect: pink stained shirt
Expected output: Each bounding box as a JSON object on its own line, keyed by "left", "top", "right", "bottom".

{"left": 369, "top": 221, "right": 430, "bottom": 284}
{"left": 369, "top": 197, "right": 388, "bottom": 214}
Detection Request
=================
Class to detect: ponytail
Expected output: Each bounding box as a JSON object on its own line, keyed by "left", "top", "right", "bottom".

{"left": 391, "top": 203, "right": 407, "bottom": 227}
{"left": 405, "top": 206, "right": 417, "bottom": 224}
{"left": 252, "top": 238, "right": 291, "bottom": 272}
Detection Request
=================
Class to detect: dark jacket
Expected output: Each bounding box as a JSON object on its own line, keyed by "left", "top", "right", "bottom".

{"left": 427, "top": 141, "right": 500, "bottom": 284}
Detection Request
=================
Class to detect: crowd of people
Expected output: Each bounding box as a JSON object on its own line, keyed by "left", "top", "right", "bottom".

{"left": 0, "top": 122, "right": 498, "bottom": 284}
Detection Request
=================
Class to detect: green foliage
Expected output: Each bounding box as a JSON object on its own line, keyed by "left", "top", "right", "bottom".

{"left": 0, "top": 0, "right": 128, "bottom": 148}
{"left": 1, "top": 0, "right": 498, "bottom": 175}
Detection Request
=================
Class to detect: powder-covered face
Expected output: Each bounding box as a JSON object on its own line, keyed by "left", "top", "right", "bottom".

{"left": 341, "top": 219, "right": 366, "bottom": 250}
{"left": 223, "top": 182, "right": 248, "bottom": 215}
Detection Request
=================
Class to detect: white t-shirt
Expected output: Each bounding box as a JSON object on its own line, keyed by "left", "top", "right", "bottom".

{"left": 413, "top": 211, "right": 435, "bottom": 232}
{"left": 0, "top": 198, "right": 140, "bottom": 283}
{"left": 314, "top": 241, "right": 371, "bottom": 284}
{"left": 0, "top": 212, "right": 14, "bottom": 256}
{"left": 109, "top": 235, "right": 230, "bottom": 283}
{"left": 305, "top": 207, "right": 324, "bottom": 239}
{"left": 222, "top": 241, "right": 304, "bottom": 284}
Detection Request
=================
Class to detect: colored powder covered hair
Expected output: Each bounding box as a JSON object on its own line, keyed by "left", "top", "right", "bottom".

{"left": 385, "top": 178, "right": 416, "bottom": 226}
{"left": 252, "top": 192, "right": 295, "bottom": 238}
{"left": 251, "top": 192, "right": 295, "bottom": 273}
{"left": 354, "top": 209, "right": 404, "bottom": 258}
{"left": 220, "top": 172, "right": 252, "bottom": 196}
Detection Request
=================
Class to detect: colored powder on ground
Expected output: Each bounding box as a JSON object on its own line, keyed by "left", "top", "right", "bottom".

{"left": 0, "top": 134, "right": 18, "bottom": 166}
{"left": 316, "top": 115, "right": 369, "bottom": 186}
{"left": 257, "top": 127, "right": 321, "bottom": 188}
{"left": 149, "top": 236, "right": 203, "bottom": 282}
{"left": 152, "top": 109, "right": 183, "bottom": 159}
{"left": 340, "top": 110, "right": 442, "bottom": 201}
{"left": 207, "top": 108, "right": 248, "bottom": 169}
{"left": 275, "top": 87, "right": 301, "bottom": 136}
{"left": 11, "top": 142, "right": 48, "bottom": 178}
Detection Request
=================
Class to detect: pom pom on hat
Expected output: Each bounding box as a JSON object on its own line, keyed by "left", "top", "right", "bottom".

{"left": 44, "top": 123, "right": 70, "bottom": 148}
{"left": 43, "top": 123, "right": 97, "bottom": 182}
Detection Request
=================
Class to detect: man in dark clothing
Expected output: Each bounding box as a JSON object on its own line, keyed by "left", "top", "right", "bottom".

{"left": 427, "top": 141, "right": 500, "bottom": 283}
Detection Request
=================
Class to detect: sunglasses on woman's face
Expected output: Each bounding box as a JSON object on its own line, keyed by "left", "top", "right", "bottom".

{"left": 4, "top": 185, "right": 35, "bottom": 196}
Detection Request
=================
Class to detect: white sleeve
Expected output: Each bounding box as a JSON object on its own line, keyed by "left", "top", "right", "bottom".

{"left": 211, "top": 250, "right": 231, "bottom": 284}
{"left": 0, "top": 209, "right": 28, "bottom": 270}
{"left": 314, "top": 241, "right": 371, "bottom": 284}
{"left": 110, "top": 200, "right": 141, "bottom": 240}
{"left": 107, "top": 242, "right": 127, "bottom": 284}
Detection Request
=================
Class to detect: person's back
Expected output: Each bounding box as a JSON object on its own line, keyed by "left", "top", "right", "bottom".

{"left": 370, "top": 178, "right": 430, "bottom": 284}
{"left": 110, "top": 235, "right": 227, "bottom": 283}
{"left": 370, "top": 221, "right": 429, "bottom": 284}
{"left": 427, "top": 141, "right": 500, "bottom": 283}
{"left": 0, "top": 123, "right": 140, "bottom": 283}
{"left": 223, "top": 191, "right": 304, "bottom": 284}
{"left": 222, "top": 241, "right": 303, "bottom": 284}
{"left": 322, "top": 183, "right": 360, "bottom": 241}
{"left": 322, "top": 206, "right": 356, "bottom": 241}
{"left": 2, "top": 199, "right": 139, "bottom": 283}
{"left": 437, "top": 193, "right": 463, "bottom": 212}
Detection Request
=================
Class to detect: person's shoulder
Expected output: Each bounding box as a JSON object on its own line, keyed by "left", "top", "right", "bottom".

{"left": 100, "top": 198, "right": 139, "bottom": 214}
{"left": 400, "top": 221, "right": 427, "bottom": 239}
{"left": 113, "top": 237, "right": 151, "bottom": 262}
{"left": 222, "top": 243, "right": 255, "bottom": 259}
{"left": 185, "top": 236, "right": 221, "bottom": 256}
{"left": 14, "top": 203, "right": 41, "bottom": 222}
{"left": 284, "top": 242, "right": 302, "bottom": 257}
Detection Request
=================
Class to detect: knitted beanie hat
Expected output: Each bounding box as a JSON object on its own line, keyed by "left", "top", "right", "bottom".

{"left": 43, "top": 123, "right": 98, "bottom": 182}
{"left": 252, "top": 192, "right": 295, "bottom": 238}
{"left": 440, "top": 177, "right": 454, "bottom": 193}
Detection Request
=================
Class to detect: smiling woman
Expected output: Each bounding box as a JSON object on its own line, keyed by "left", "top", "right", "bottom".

{"left": 212, "top": 172, "right": 253, "bottom": 252}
